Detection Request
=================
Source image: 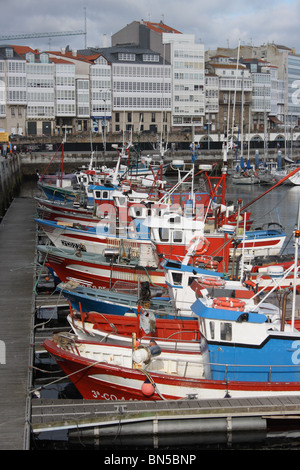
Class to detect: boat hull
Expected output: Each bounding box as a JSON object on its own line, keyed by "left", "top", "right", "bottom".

{"left": 44, "top": 337, "right": 300, "bottom": 401}
{"left": 38, "top": 246, "right": 166, "bottom": 289}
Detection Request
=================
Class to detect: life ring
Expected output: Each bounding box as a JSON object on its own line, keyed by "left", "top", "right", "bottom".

{"left": 194, "top": 255, "right": 219, "bottom": 269}
{"left": 199, "top": 277, "right": 226, "bottom": 287}
{"left": 121, "top": 179, "right": 131, "bottom": 188}
{"left": 212, "top": 297, "right": 245, "bottom": 311}
{"left": 244, "top": 279, "right": 256, "bottom": 289}
{"left": 243, "top": 279, "right": 259, "bottom": 293}
{"left": 190, "top": 236, "right": 210, "bottom": 255}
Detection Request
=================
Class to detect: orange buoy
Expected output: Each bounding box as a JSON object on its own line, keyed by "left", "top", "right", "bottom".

{"left": 141, "top": 379, "right": 155, "bottom": 397}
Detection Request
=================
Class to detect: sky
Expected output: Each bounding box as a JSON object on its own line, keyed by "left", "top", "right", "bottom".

{"left": 0, "top": 0, "right": 300, "bottom": 53}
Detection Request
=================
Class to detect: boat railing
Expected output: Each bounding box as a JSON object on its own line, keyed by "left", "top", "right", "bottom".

{"left": 149, "top": 355, "right": 300, "bottom": 380}
{"left": 141, "top": 330, "right": 201, "bottom": 348}
{"left": 205, "top": 361, "right": 300, "bottom": 382}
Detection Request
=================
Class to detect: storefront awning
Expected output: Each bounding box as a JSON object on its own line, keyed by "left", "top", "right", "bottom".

{"left": 269, "top": 116, "right": 282, "bottom": 124}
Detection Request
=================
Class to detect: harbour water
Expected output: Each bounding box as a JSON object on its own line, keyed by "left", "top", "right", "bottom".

{"left": 225, "top": 182, "right": 300, "bottom": 252}
{"left": 18, "top": 174, "right": 300, "bottom": 451}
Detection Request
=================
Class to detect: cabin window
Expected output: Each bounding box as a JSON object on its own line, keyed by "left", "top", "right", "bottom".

{"left": 168, "top": 216, "right": 181, "bottom": 224}
{"left": 171, "top": 272, "right": 182, "bottom": 286}
{"left": 220, "top": 322, "right": 232, "bottom": 341}
{"left": 159, "top": 228, "right": 169, "bottom": 241}
{"left": 173, "top": 230, "right": 182, "bottom": 243}
{"left": 209, "top": 321, "right": 215, "bottom": 339}
{"left": 102, "top": 191, "right": 109, "bottom": 199}
{"left": 95, "top": 191, "right": 101, "bottom": 198}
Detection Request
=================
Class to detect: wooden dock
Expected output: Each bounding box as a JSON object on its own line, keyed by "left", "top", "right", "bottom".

{"left": 31, "top": 395, "right": 300, "bottom": 448}
{"left": 0, "top": 195, "right": 36, "bottom": 450}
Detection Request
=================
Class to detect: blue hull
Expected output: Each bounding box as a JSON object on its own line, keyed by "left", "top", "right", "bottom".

{"left": 57, "top": 284, "right": 194, "bottom": 320}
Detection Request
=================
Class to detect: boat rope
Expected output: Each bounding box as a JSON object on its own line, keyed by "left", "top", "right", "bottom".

{"left": 34, "top": 289, "right": 64, "bottom": 330}
{"left": 29, "top": 356, "right": 111, "bottom": 397}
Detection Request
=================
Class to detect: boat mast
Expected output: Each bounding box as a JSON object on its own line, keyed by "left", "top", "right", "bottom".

{"left": 291, "top": 204, "right": 300, "bottom": 329}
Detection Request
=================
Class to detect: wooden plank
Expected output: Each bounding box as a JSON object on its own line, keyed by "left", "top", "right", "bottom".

{"left": 0, "top": 197, "right": 37, "bottom": 450}
{"left": 31, "top": 395, "right": 300, "bottom": 433}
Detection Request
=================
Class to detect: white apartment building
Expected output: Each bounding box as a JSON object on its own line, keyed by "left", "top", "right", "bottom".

{"left": 97, "top": 46, "right": 172, "bottom": 135}
{"left": 54, "top": 60, "right": 76, "bottom": 134}
{"left": 26, "top": 52, "right": 55, "bottom": 135}
{"left": 112, "top": 21, "right": 205, "bottom": 130}
{"left": 162, "top": 34, "right": 205, "bottom": 128}
{"left": 0, "top": 46, "right": 27, "bottom": 136}
{"left": 288, "top": 53, "right": 300, "bottom": 126}
{"left": 90, "top": 55, "right": 111, "bottom": 134}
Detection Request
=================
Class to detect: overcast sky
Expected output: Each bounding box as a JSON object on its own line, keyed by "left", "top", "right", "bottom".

{"left": 1, "top": 0, "right": 299, "bottom": 54}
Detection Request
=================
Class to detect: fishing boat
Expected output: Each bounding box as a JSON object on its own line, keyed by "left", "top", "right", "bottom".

{"left": 273, "top": 156, "right": 300, "bottom": 186}
{"left": 146, "top": 211, "right": 286, "bottom": 265}
{"left": 43, "top": 286, "right": 300, "bottom": 400}
{"left": 37, "top": 245, "right": 165, "bottom": 289}
{"left": 34, "top": 217, "right": 152, "bottom": 256}
{"left": 56, "top": 280, "right": 172, "bottom": 318}
{"left": 66, "top": 308, "right": 201, "bottom": 352}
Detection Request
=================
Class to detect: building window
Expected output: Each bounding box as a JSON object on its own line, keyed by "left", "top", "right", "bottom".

{"left": 118, "top": 53, "right": 135, "bottom": 61}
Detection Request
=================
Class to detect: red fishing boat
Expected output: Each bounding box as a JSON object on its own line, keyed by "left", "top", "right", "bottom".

{"left": 37, "top": 245, "right": 166, "bottom": 289}
{"left": 67, "top": 308, "right": 201, "bottom": 352}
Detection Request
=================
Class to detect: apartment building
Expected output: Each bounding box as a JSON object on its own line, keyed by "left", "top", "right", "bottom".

{"left": 24, "top": 48, "right": 55, "bottom": 136}
{"left": 112, "top": 21, "right": 205, "bottom": 130}
{"left": 206, "top": 56, "right": 252, "bottom": 137}
{"left": 90, "top": 45, "right": 172, "bottom": 135}
{"left": 0, "top": 46, "right": 27, "bottom": 135}
{"left": 0, "top": 24, "right": 299, "bottom": 141}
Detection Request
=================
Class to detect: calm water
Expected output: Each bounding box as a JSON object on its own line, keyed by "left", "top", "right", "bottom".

{"left": 225, "top": 181, "right": 300, "bottom": 251}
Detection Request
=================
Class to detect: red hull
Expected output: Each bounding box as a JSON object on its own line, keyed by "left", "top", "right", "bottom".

{"left": 43, "top": 250, "right": 166, "bottom": 289}
{"left": 44, "top": 338, "right": 300, "bottom": 401}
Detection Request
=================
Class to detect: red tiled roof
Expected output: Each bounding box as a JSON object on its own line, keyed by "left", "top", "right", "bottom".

{"left": 139, "top": 21, "right": 182, "bottom": 34}
{"left": 47, "top": 50, "right": 97, "bottom": 64}
{"left": 49, "top": 57, "right": 73, "bottom": 64}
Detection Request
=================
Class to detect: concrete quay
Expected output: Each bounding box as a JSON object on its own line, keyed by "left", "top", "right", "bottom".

{"left": 0, "top": 194, "right": 36, "bottom": 450}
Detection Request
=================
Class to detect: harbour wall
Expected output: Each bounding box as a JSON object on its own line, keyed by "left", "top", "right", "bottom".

{"left": 19, "top": 147, "right": 300, "bottom": 177}
{"left": 0, "top": 154, "right": 22, "bottom": 219}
